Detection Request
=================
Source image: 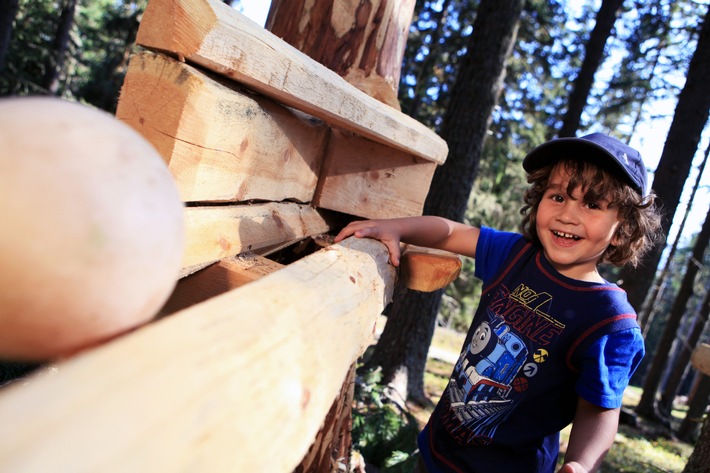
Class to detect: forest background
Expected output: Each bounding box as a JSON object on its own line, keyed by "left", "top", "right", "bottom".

{"left": 1, "top": 0, "right": 710, "bottom": 471}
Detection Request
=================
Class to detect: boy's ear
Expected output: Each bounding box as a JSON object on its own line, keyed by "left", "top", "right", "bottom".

{"left": 611, "top": 227, "right": 624, "bottom": 247}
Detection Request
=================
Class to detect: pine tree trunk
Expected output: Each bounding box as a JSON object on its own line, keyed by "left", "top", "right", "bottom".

{"left": 559, "top": 0, "right": 624, "bottom": 137}
{"left": 264, "top": 0, "right": 418, "bottom": 466}
{"left": 368, "top": 0, "right": 525, "bottom": 402}
{"left": 682, "top": 392, "right": 710, "bottom": 472}
{"left": 636, "top": 208, "right": 710, "bottom": 419}
{"left": 0, "top": 0, "right": 19, "bottom": 72}
{"left": 639, "top": 146, "right": 709, "bottom": 331}
{"left": 266, "top": 0, "right": 415, "bottom": 109}
{"left": 366, "top": 286, "right": 443, "bottom": 404}
{"left": 678, "top": 374, "right": 710, "bottom": 443}
{"left": 619, "top": 6, "right": 710, "bottom": 311}
{"left": 658, "top": 298, "right": 709, "bottom": 417}
{"left": 42, "top": 0, "right": 77, "bottom": 95}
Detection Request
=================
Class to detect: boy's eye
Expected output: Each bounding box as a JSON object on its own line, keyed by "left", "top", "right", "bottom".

{"left": 585, "top": 201, "right": 602, "bottom": 210}
{"left": 551, "top": 194, "right": 564, "bottom": 203}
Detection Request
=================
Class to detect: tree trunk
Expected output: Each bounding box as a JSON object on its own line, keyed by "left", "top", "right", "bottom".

{"left": 639, "top": 145, "right": 709, "bottom": 331}
{"left": 558, "top": 0, "right": 624, "bottom": 137}
{"left": 682, "top": 389, "right": 710, "bottom": 472}
{"left": 619, "top": 5, "right": 710, "bottom": 311}
{"left": 264, "top": 0, "right": 417, "bottom": 465}
{"left": 658, "top": 287, "right": 710, "bottom": 417}
{"left": 0, "top": 0, "right": 19, "bottom": 72}
{"left": 636, "top": 208, "right": 710, "bottom": 419}
{"left": 678, "top": 374, "right": 710, "bottom": 443}
{"left": 368, "top": 0, "right": 525, "bottom": 402}
{"left": 266, "top": 0, "right": 415, "bottom": 109}
{"left": 42, "top": 0, "right": 78, "bottom": 95}
{"left": 367, "top": 285, "right": 443, "bottom": 404}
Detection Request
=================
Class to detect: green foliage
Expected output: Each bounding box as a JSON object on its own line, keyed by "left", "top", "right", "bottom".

{"left": 399, "top": 0, "right": 479, "bottom": 131}
{"left": 1, "top": 0, "right": 145, "bottom": 112}
{"left": 74, "top": 0, "right": 146, "bottom": 112}
{"left": 351, "top": 368, "right": 421, "bottom": 472}
{"left": 0, "top": 0, "right": 57, "bottom": 96}
{"left": 591, "top": 0, "right": 699, "bottom": 137}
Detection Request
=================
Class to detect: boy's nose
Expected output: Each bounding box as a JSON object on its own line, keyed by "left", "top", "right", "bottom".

{"left": 557, "top": 202, "right": 580, "bottom": 224}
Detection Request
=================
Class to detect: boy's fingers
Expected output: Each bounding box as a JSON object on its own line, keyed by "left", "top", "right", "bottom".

{"left": 387, "top": 244, "right": 401, "bottom": 266}
{"left": 334, "top": 221, "right": 369, "bottom": 242}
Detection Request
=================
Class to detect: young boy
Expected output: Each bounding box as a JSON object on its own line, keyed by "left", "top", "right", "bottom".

{"left": 334, "top": 133, "right": 661, "bottom": 473}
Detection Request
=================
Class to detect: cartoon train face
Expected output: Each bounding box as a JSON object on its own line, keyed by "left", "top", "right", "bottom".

{"left": 454, "top": 310, "right": 528, "bottom": 403}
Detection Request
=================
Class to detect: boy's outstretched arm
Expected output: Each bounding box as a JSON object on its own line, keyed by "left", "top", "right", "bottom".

{"left": 333, "top": 216, "right": 479, "bottom": 266}
{"left": 558, "top": 397, "right": 620, "bottom": 473}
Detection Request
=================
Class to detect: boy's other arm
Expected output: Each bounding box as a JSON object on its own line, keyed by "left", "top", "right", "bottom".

{"left": 558, "top": 397, "right": 620, "bottom": 473}
{"left": 333, "top": 216, "right": 479, "bottom": 266}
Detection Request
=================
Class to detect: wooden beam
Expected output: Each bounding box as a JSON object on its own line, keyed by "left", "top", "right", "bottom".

{"left": 181, "top": 202, "right": 331, "bottom": 275}
{"left": 0, "top": 237, "right": 395, "bottom": 473}
{"left": 400, "top": 245, "right": 462, "bottom": 292}
{"left": 314, "top": 129, "right": 437, "bottom": 219}
{"left": 116, "top": 51, "right": 328, "bottom": 204}
{"left": 160, "top": 253, "right": 284, "bottom": 315}
{"left": 692, "top": 343, "right": 710, "bottom": 376}
{"left": 135, "top": 0, "right": 448, "bottom": 165}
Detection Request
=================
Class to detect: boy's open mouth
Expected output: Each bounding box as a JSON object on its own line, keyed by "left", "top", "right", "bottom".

{"left": 552, "top": 230, "right": 581, "bottom": 241}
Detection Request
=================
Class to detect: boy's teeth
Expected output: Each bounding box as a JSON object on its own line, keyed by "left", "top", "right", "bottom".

{"left": 553, "top": 231, "right": 580, "bottom": 240}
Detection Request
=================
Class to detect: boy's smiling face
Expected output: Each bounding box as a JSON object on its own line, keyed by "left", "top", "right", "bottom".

{"left": 535, "top": 165, "right": 621, "bottom": 282}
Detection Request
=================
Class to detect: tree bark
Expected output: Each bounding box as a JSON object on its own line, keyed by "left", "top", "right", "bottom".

{"left": 42, "top": 0, "right": 78, "bottom": 95}
{"left": 658, "top": 287, "right": 710, "bottom": 417}
{"left": 619, "top": 5, "right": 710, "bottom": 311}
{"left": 368, "top": 0, "right": 526, "bottom": 402}
{"left": 678, "top": 374, "right": 710, "bottom": 443}
{"left": 639, "top": 145, "right": 709, "bottom": 331}
{"left": 264, "top": 0, "right": 418, "bottom": 465}
{"left": 636, "top": 207, "right": 710, "bottom": 419}
{"left": 558, "top": 0, "right": 624, "bottom": 137}
{"left": 266, "top": 0, "right": 415, "bottom": 109}
{"left": 682, "top": 388, "right": 710, "bottom": 472}
{"left": 0, "top": 0, "right": 19, "bottom": 72}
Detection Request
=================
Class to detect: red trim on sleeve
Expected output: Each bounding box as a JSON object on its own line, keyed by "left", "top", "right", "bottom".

{"left": 565, "top": 314, "right": 638, "bottom": 372}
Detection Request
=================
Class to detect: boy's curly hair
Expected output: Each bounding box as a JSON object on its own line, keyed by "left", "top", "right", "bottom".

{"left": 520, "top": 159, "right": 662, "bottom": 268}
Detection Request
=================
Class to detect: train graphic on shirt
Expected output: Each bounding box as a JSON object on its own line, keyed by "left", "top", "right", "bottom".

{"left": 445, "top": 308, "right": 528, "bottom": 442}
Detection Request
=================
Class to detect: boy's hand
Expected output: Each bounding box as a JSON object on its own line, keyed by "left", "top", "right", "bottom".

{"left": 334, "top": 219, "right": 403, "bottom": 266}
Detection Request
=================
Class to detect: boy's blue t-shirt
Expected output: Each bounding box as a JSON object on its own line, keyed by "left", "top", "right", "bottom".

{"left": 418, "top": 226, "right": 645, "bottom": 473}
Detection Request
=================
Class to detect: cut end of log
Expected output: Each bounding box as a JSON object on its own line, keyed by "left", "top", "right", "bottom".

{"left": 399, "top": 245, "right": 462, "bottom": 292}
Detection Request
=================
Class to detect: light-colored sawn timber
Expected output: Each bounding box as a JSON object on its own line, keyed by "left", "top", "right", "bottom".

{"left": 315, "top": 129, "right": 437, "bottom": 219}
{"left": 135, "top": 0, "right": 447, "bottom": 165}
{"left": 0, "top": 237, "right": 395, "bottom": 473}
{"left": 181, "top": 202, "right": 331, "bottom": 275}
{"left": 116, "top": 51, "right": 328, "bottom": 204}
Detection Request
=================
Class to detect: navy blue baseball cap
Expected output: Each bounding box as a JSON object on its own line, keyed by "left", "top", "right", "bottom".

{"left": 522, "top": 133, "right": 648, "bottom": 196}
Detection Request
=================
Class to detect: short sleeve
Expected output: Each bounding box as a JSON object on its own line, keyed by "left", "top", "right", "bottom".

{"left": 575, "top": 328, "right": 645, "bottom": 409}
{"left": 474, "top": 227, "right": 523, "bottom": 283}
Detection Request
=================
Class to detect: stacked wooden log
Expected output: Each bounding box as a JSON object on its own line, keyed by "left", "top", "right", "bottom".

{"left": 0, "top": 0, "right": 452, "bottom": 471}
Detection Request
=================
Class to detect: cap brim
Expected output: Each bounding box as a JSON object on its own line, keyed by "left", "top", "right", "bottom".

{"left": 522, "top": 138, "right": 643, "bottom": 193}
